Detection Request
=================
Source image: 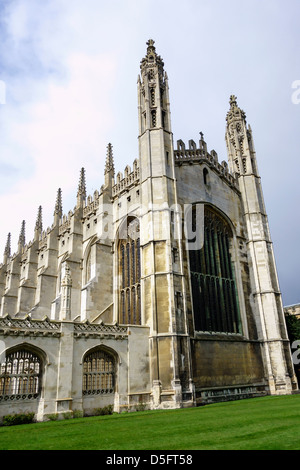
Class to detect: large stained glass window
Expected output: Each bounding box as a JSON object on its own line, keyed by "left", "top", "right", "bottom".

{"left": 119, "top": 218, "right": 141, "bottom": 325}
{"left": 189, "top": 205, "right": 241, "bottom": 334}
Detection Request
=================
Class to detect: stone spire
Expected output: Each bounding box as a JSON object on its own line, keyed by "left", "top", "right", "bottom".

{"left": 104, "top": 143, "right": 115, "bottom": 192}
{"left": 225, "top": 94, "right": 251, "bottom": 176}
{"left": 3, "top": 232, "right": 11, "bottom": 264}
{"left": 226, "top": 95, "right": 247, "bottom": 125}
{"left": 104, "top": 143, "right": 115, "bottom": 176}
{"left": 138, "top": 39, "right": 171, "bottom": 135}
{"left": 34, "top": 206, "right": 43, "bottom": 240}
{"left": 225, "top": 96, "right": 296, "bottom": 393}
{"left": 54, "top": 188, "right": 63, "bottom": 225}
{"left": 140, "top": 39, "right": 164, "bottom": 76}
{"left": 18, "top": 220, "right": 25, "bottom": 252}
{"left": 76, "top": 168, "right": 86, "bottom": 208}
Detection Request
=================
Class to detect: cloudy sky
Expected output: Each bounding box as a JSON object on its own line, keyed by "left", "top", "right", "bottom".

{"left": 0, "top": 0, "right": 299, "bottom": 306}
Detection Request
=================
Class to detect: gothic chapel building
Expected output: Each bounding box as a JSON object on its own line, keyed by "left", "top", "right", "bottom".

{"left": 0, "top": 41, "right": 297, "bottom": 421}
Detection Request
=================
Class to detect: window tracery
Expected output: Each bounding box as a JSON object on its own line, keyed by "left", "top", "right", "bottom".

{"left": 119, "top": 218, "right": 141, "bottom": 325}
{"left": 0, "top": 349, "right": 42, "bottom": 400}
{"left": 189, "top": 205, "right": 241, "bottom": 334}
{"left": 83, "top": 349, "right": 115, "bottom": 395}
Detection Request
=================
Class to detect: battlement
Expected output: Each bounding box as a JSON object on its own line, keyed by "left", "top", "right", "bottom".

{"left": 174, "top": 138, "right": 237, "bottom": 188}
{"left": 83, "top": 190, "right": 100, "bottom": 219}
{"left": 58, "top": 211, "right": 73, "bottom": 236}
{"left": 112, "top": 159, "right": 139, "bottom": 197}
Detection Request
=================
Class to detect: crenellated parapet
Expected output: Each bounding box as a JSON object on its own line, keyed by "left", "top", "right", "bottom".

{"left": 112, "top": 159, "right": 139, "bottom": 197}
{"left": 83, "top": 190, "right": 100, "bottom": 220}
{"left": 58, "top": 211, "right": 73, "bottom": 237}
{"left": 174, "top": 136, "right": 238, "bottom": 189}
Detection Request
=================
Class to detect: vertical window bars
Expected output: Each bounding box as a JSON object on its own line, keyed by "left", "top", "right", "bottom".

{"left": 0, "top": 349, "right": 41, "bottom": 400}
{"left": 83, "top": 349, "right": 115, "bottom": 395}
{"left": 189, "top": 206, "right": 241, "bottom": 334}
{"left": 119, "top": 218, "right": 141, "bottom": 325}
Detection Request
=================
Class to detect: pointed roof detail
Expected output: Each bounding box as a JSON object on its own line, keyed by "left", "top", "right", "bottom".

{"left": 77, "top": 168, "right": 86, "bottom": 197}
{"left": 140, "top": 39, "right": 164, "bottom": 75}
{"left": 226, "top": 94, "right": 247, "bottom": 124}
{"left": 35, "top": 206, "right": 43, "bottom": 232}
{"left": 4, "top": 232, "right": 11, "bottom": 257}
{"left": 54, "top": 188, "right": 63, "bottom": 217}
{"left": 18, "top": 220, "right": 26, "bottom": 250}
{"left": 104, "top": 143, "right": 115, "bottom": 176}
{"left": 76, "top": 168, "right": 86, "bottom": 208}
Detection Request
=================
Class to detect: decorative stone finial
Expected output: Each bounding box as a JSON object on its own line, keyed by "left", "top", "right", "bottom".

{"left": 104, "top": 143, "right": 115, "bottom": 176}
{"left": 226, "top": 94, "right": 247, "bottom": 123}
{"left": 140, "top": 38, "right": 164, "bottom": 73}
{"left": 229, "top": 95, "right": 238, "bottom": 108}
{"left": 77, "top": 168, "right": 86, "bottom": 208}
{"left": 3, "top": 232, "right": 11, "bottom": 263}
{"left": 18, "top": 220, "right": 26, "bottom": 251}
{"left": 54, "top": 188, "right": 62, "bottom": 217}
{"left": 35, "top": 206, "right": 43, "bottom": 232}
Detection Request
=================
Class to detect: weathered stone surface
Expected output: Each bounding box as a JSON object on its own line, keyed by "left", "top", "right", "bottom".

{"left": 0, "top": 41, "right": 297, "bottom": 421}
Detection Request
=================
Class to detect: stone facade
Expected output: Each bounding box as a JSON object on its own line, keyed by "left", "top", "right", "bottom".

{"left": 0, "top": 40, "right": 297, "bottom": 421}
{"left": 284, "top": 304, "right": 300, "bottom": 319}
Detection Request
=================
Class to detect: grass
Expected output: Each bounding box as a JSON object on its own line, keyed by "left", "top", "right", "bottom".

{"left": 0, "top": 395, "right": 300, "bottom": 450}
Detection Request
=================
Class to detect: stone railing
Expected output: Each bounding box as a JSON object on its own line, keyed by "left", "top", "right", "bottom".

{"left": 0, "top": 315, "right": 61, "bottom": 337}
{"left": 0, "top": 315, "right": 128, "bottom": 340}
{"left": 83, "top": 197, "right": 100, "bottom": 219}
{"left": 112, "top": 167, "right": 140, "bottom": 197}
{"left": 74, "top": 320, "right": 128, "bottom": 339}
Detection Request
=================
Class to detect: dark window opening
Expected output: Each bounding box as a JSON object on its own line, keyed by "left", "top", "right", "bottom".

{"left": 189, "top": 205, "right": 241, "bottom": 334}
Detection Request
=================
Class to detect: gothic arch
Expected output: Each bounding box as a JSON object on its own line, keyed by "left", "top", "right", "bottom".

{"left": 186, "top": 203, "right": 242, "bottom": 334}
{"left": 116, "top": 216, "right": 141, "bottom": 325}
{"left": 0, "top": 343, "right": 47, "bottom": 400}
{"left": 82, "top": 345, "right": 118, "bottom": 396}
{"left": 83, "top": 235, "right": 98, "bottom": 285}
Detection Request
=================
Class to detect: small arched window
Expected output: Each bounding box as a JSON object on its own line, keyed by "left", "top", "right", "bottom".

{"left": 203, "top": 167, "right": 209, "bottom": 185}
{"left": 83, "top": 349, "right": 115, "bottom": 395}
{"left": 0, "top": 348, "right": 42, "bottom": 400}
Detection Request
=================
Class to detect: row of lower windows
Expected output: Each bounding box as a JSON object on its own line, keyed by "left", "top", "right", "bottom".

{"left": 0, "top": 348, "right": 116, "bottom": 400}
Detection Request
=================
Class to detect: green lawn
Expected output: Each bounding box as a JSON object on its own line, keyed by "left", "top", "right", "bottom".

{"left": 1, "top": 395, "right": 300, "bottom": 450}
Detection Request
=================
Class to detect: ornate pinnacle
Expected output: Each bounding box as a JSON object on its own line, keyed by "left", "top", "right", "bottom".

{"left": 146, "top": 39, "right": 155, "bottom": 51}
{"left": 104, "top": 143, "right": 115, "bottom": 176}
{"left": 18, "top": 220, "right": 25, "bottom": 250}
{"left": 4, "top": 233, "right": 11, "bottom": 257}
{"left": 77, "top": 168, "right": 86, "bottom": 208}
{"left": 35, "top": 205, "right": 43, "bottom": 232}
{"left": 54, "top": 188, "right": 62, "bottom": 216}
{"left": 226, "top": 94, "right": 247, "bottom": 123}
{"left": 140, "top": 39, "right": 164, "bottom": 72}
{"left": 77, "top": 168, "right": 86, "bottom": 196}
{"left": 229, "top": 95, "right": 238, "bottom": 108}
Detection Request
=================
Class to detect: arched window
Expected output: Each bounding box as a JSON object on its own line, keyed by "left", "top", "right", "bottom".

{"left": 0, "top": 348, "right": 42, "bottom": 400}
{"left": 118, "top": 218, "right": 141, "bottom": 325}
{"left": 83, "top": 349, "right": 115, "bottom": 395}
{"left": 188, "top": 205, "right": 241, "bottom": 334}
{"left": 203, "top": 167, "right": 209, "bottom": 185}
